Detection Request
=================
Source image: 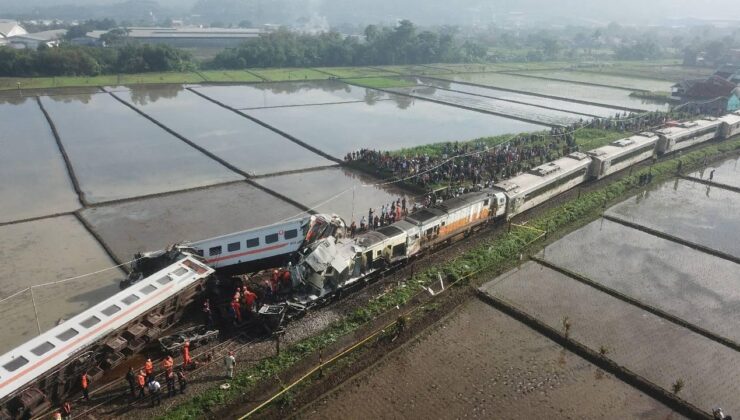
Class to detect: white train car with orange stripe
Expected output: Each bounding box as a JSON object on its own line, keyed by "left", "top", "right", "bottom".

{"left": 0, "top": 257, "right": 213, "bottom": 419}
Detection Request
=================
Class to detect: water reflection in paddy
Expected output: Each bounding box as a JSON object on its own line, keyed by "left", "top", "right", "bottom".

{"left": 416, "top": 77, "right": 621, "bottom": 118}
{"left": 115, "top": 86, "right": 334, "bottom": 175}
{"left": 255, "top": 167, "right": 415, "bottom": 224}
{"left": 539, "top": 218, "right": 740, "bottom": 342}
{"left": 193, "top": 80, "right": 388, "bottom": 109}
{"left": 245, "top": 95, "right": 545, "bottom": 158}
{"left": 689, "top": 156, "right": 740, "bottom": 189}
{"left": 606, "top": 178, "right": 740, "bottom": 257}
{"left": 440, "top": 72, "right": 669, "bottom": 111}
{"left": 0, "top": 97, "right": 80, "bottom": 223}
{"left": 39, "top": 93, "right": 242, "bottom": 203}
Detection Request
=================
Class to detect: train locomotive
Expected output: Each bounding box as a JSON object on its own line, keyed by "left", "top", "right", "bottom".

{"left": 0, "top": 111, "right": 738, "bottom": 418}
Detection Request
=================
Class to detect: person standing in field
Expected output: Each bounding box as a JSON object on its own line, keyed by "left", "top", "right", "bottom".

{"left": 224, "top": 352, "right": 236, "bottom": 379}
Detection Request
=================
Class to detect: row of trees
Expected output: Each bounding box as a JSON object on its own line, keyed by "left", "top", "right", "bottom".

{"left": 0, "top": 44, "right": 194, "bottom": 77}
{"left": 207, "top": 21, "right": 487, "bottom": 69}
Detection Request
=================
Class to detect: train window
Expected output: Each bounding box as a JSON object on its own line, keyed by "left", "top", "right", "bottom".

{"left": 3, "top": 356, "right": 28, "bottom": 372}
{"left": 246, "top": 238, "right": 259, "bottom": 248}
{"left": 195, "top": 249, "right": 204, "bottom": 257}
{"left": 102, "top": 305, "right": 121, "bottom": 316}
{"left": 122, "top": 294, "right": 140, "bottom": 305}
{"left": 173, "top": 267, "right": 188, "bottom": 276}
{"left": 284, "top": 229, "right": 298, "bottom": 239}
{"left": 209, "top": 246, "right": 222, "bottom": 256}
{"left": 484, "top": 199, "right": 490, "bottom": 206}
{"left": 56, "top": 328, "right": 78, "bottom": 342}
{"left": 265, "top": 233, "right": 279, "bottom": 244}
{"left": 139, "top": 285, "right": 157, "bottom": 295}
{"left": 228, "top": 242, "right": 241, "bottom": 252}
{"left": 31, "top": 342, "right": 55, "bottom": 356}
{"left": 156, "top": 276, "right": 172, "bottom": 285}
{"left": 80, "top": 316, "right": 101, "bottom": 328}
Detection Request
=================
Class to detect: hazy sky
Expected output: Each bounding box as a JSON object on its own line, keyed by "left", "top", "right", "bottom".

{"left": 3, "top": 0, "right": 740, "bottom": 25}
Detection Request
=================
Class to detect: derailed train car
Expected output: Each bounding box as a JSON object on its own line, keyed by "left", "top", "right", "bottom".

{"left": 0, "top": 257, "right": 213, "bottom": 419}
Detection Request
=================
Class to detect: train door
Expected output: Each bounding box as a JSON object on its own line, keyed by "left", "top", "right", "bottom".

{"left": 364, "top": 250, "right": 373, "bottom": 270}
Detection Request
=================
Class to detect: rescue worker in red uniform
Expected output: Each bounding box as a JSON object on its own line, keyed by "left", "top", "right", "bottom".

{"left": 280, "top": 269, "right": 292, "bottom": 292}
{"left": 244, "top": 288, "right": 257, "bottom": 313}
{"left": 231, "top": 298, "right": 242, "bottom": 323}
{"left": 182, "top": 341, "right": 192, "bottom": 367}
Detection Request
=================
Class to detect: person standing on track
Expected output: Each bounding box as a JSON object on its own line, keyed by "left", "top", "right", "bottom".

{"left": 202, "top": 298, "right": 213, "bottom": 329}
{"left": 165, "top": 369, "right": 176, "bottom": 398}
{"left": 176, "top": 369, "right": 188, "bottom": 394}
{"left": 182, "top": 341, "right": 192, "bottom": 368}
{"left": 144, "top": 358, "right": 154, "bottom": 383}
{"left": 137, "top": 370, "right": 147, "bottom": 400}
{"left": 148, "top": 379, "right": 162, "bottom": 407}
{"left": 60, "top": 401, "right": 72, "bottom": 420}
{"left": 163, "top": 354, "right": 174, "bottom": 374}
{"left": 126, "top": 367, "right": 136, "bottom": 397}
{"left": 224, "top": 352, "right": 236, "bottom": 379}
{"left": 80, "top": 372, "right": 91, "bottom": 401}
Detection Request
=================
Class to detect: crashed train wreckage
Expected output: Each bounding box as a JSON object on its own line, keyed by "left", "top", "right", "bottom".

{"left": 1, "top": 111, "right": 739, "bottom": 418}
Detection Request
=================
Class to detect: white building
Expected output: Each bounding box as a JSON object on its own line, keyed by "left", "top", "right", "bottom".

{"left": 8, "top": 29, "right": 66, "bottom": 49}
{"left": 0, "top": 20, "right": 27, "bottom": 46}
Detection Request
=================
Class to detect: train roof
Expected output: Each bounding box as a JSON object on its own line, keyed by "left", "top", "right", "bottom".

{"left": 655, "top": 118, "right": 722, "bottom": 138}
{"left": 190, "top": 215, "right": 311, "bottom": 247}
{"left": 355, "top": 225, "right": 407, "bottom": 248}
{"left": 718, "top": 112, "right": 740, "bottom": 125}
{"left": 587, "top": 133, "right": 659, "bottom": 160}
{"left": 493, "top": 152, "right": 591, "bottom": 197}
{"left": 406, "top": 208, "right": 446, "bottom": 224}
{"left": 0, "top": 256, "right": 213, "bottom": 402}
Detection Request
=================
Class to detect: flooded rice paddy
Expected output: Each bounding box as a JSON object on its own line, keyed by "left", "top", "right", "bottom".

{"left": 0, "top": 97, "right": 80, "bottom": 223}
{"left": 245, "top": 96, "right": 545, "bottom": 158}
{"left": 192, "top": 80, "right": 388, "bottom": 109}
{"left": 512, "top": 70, "right": 674, "bottom": 92}
{"left": 0, "top": 216, "right": 124, "bottom": 353}
{"left": 39, "top": 93, "right": 242, "bottom": 203}
{"left": 689, "top": 156, "right": 740, "bottom": 189}
{"left": 115, "top": 87, "right": 334, "bottom": 175}
{"left": 80, "top": 182, "right": 302, "bottom": 263}
{"left": 439, "top": 72, "right": 670, "bottom": 111}
{"left": 390, "top": 84, "right": 587, "bottom": 125}
{"left": 416, "top": 77, "right": 622, "bottom": 118}
{"left": 255, "top": 167, "right": 415, "bottom": 224}
{"left": 480, "top": 262, "right": 740, "bottom": 415}
{"left": 539, "top": 218, "right": 740, "bottom": 342}
{"left": 605, "top": 178, "right": 740, "bottom": 257}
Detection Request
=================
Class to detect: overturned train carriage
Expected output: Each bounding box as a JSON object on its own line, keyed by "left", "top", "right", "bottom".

{"left": 0, "top": 256, "right": 213, "bottom": 419}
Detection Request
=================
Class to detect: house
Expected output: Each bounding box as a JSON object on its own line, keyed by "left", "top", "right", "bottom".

{"left": 671, "top": 75, "right": 740, "bottom": 114}
{"left": 0, "top": 20, "right": 27, "bottom": 46}
{"left": 714, "top": 64, "right": 740, "bottom": 84}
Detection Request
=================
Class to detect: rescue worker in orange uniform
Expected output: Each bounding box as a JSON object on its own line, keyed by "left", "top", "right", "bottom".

{"left": 80, "top": 372, "right": 91, "bottom": 401}
{"left": 137, "top": 370, "right": 147, "bottom": 399}
{"left": 144, "top": 358, "right": 154, "bottom": 383}
{"left": 182, "top": 341, "right": 192, "bottom": 368}
{"left": 280, "top": 270, "right": 292, "bottom": 292}
{"left": 163, "top": 355, "right": 174, "bottom": 373}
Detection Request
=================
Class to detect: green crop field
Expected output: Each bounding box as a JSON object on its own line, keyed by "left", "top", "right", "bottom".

{"left": 315, "top": 66, "right": 399, "bottom": 78}
{"left": 198, "top": 70, "right": 263, "bottom": 82}
{"left": 343, "top": 77, "right": 416, "bottom": 89}
{"left": 247, "top": 68, "right": 330, "bottom": 81}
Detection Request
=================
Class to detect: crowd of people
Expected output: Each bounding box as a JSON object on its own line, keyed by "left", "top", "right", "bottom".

{"left": 350, "top": 197, "right": 411, "bottom": 236}
{"left": 345, "top": 111, "right": 699, "bottom": 191}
